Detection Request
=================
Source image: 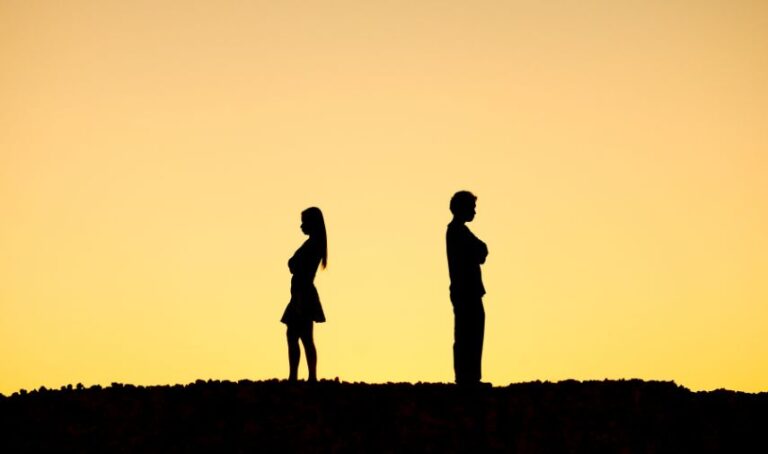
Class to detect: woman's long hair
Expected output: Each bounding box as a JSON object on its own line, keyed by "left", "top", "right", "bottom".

{"left": 302, "top": 207, "right": 327, "bottom": 269}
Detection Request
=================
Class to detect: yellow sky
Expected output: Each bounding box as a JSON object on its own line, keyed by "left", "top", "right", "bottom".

{"left": 2, "top": 0, "right": 767, "bottom": 394}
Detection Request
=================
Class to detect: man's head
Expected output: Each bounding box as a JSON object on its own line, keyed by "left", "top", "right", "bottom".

{"left": 450, "top": 190, "right": 477, "bottom": 223}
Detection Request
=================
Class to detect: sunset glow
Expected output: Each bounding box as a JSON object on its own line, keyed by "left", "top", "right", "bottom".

{"left": 2, "top": 0, "right": 767, "bottom": 394}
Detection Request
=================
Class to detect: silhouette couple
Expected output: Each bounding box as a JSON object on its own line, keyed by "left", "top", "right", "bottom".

{"left": 280, "top": 191, "right": 487, "bottom": 386}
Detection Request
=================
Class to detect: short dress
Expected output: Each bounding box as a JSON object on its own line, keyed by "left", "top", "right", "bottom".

{"left": 280, "top": 239, "right": 326, "bottom": 324}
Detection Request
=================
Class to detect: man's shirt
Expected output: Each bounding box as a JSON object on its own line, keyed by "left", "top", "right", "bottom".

{"left": 446, "top": 220, "right": 487, "bottom": 299}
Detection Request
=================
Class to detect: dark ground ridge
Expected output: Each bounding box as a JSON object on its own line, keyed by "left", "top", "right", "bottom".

{"left": 1, "top": 379, "right": 766, "bottom": 453}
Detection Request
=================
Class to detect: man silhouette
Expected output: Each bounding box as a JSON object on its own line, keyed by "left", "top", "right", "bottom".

{"left": 446, "top": 190, "right": 488, "bottom": 385}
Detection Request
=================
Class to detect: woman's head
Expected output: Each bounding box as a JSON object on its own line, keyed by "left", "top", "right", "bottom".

{"left": 301, "top": 207, "right": 328, "bottom": 268}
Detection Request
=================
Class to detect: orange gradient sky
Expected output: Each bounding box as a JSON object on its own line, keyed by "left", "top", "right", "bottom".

{"left": 2, "top": 0, "right": 767, "bottom": 394}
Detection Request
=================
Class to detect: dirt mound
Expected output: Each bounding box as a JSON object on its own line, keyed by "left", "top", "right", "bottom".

{"left": 1, "top": 379, "right": 766, "bottom": 452}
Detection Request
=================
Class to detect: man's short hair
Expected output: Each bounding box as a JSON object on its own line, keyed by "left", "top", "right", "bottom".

{"left": 450, "top": 190, "right": 477, "bottom": 215}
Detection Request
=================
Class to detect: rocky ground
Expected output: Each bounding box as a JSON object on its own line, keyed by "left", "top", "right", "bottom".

{"left": 1, "top": 379, "right": 766, "bottom": 453}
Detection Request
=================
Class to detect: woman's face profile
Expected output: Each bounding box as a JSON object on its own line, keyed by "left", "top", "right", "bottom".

{"left": 300, "top": 213, "right": 310, "bottom": 235}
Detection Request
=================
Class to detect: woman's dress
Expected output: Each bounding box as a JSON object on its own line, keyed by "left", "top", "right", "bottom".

{"left": 280, "top": 239, "right": 326, "bottom": 324}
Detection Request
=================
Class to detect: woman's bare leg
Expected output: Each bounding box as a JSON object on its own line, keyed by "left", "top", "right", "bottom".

{"left": 300, "top": 322, "right": 317, "bottom": 382}
{"left": 287, "top": 327, "right": 300, "bottom": 381}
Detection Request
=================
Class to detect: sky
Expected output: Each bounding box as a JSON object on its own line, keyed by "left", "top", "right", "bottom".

{"left": 1, "top": 0, "right": 767, "bottom": 394}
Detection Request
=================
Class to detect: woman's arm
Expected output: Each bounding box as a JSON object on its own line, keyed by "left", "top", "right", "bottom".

{"left": 291, "top": 240, "right": 321, "bottom": 276}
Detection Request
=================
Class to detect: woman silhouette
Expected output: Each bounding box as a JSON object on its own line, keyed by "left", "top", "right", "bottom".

{"left": 281, "top": 207, "right": 327, "bottom": 382}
